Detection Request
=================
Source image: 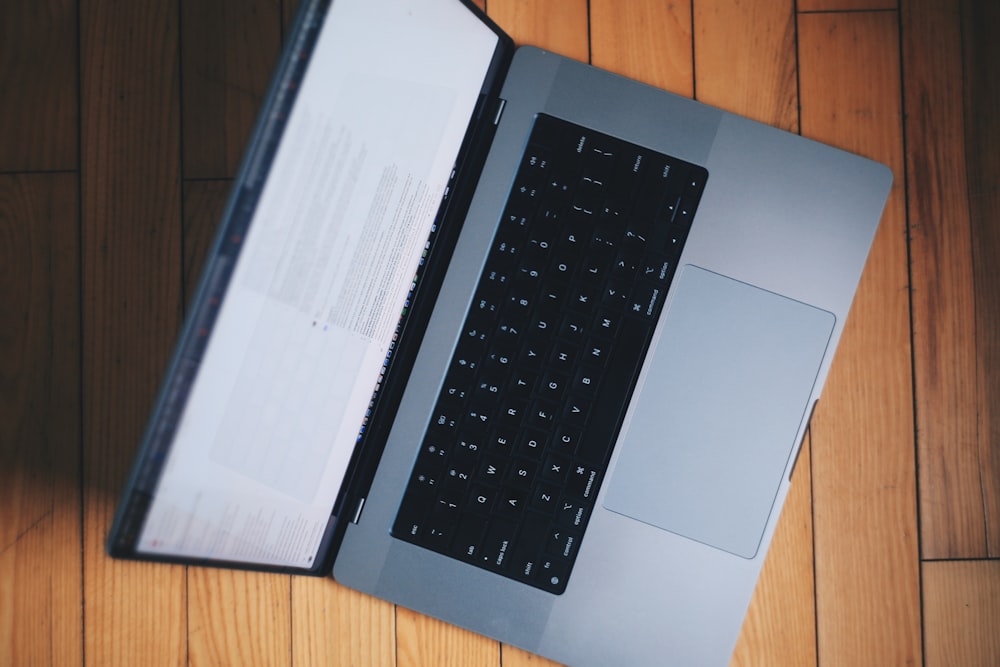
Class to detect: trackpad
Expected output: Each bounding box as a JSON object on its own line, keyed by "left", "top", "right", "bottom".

{"left": 603, "top": 266, "right": 834, "bottom": 558}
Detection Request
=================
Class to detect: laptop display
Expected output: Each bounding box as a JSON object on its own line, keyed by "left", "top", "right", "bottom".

{"left": 120, "top": 0, "right": 499, "bottom": 569}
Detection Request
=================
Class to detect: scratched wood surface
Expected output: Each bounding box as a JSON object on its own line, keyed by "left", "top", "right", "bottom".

{"left": 1, "top": 0, "right": 998, "bottom": 665}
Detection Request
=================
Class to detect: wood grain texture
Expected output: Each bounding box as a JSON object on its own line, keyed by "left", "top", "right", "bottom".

{"left": 693, "top": 0, "right": 797, "bottom": 131}
{"left": 485, "top": 0, "right": 589, "bottom": 62}
{"left": 79, "top": 0, "right": 187, "bottom": 664}
{"left": 0, "top": 0, "right": 77, "bottom": 171}
{"left": 291, "top": 578, "right": 396, "bottom": 666}
{"left": 501, "top": 644, "right": 563, "bottom": 667}
{"left": 0, "top": 173, "right": 81, "bottom": 667}
{"left": 798, "top": 0, "right": 896, "bottom": 11}
{"left": 923, "top": 559, "right": 1000, "bottom": 667}
{"left": 188, "top": 569, "right": 292, "bottom": 667}
{"left": 904, "top": 0, "right": 985, "bottom": 560}
{"left": 181, "top": 0, "right": 284, "bottom": 180}
{"left": 396, "top": 607, "right": 500, "bottom": 667}
{"left": 962, "top": 0, "right": 1000, "bottom": 557}
{"left": 590, "top": 0, "right": 693, "bottom": 95}
{"left": 799, "top": 12, "right": 922, "bottom": 667}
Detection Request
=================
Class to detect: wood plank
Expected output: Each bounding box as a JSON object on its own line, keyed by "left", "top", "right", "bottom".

{"left": 396, "top": 607, "right": 500, "bottom": 667}
{"left": 693, "top": 0, "right": 797, "bottom": 130}
{"left": 903, "top": 0, "right": 985, "bottom": 559}
{"left": 501, "top": 645, "right": 563, "bottom": 667}
{"left": 485, "top": 0, "right": 589, "bottom": 62}
{"left": 291, "top": 578, "right": 395, "bottom": 666}
{"left": 923, "top": 560, "right": 1000, "bottom": 667}
{"left": 798, "top": 12, "right": 921, "bottom": 667}
{"left": 188, "top": 570, "right": 292, "bottom": 667}
{"left": 798, "top": 0, "right": 896, "bottom": 12}
{"left": 962, "top": 0, "right": 1000, "bottom": 557}
{"left": 0, "top": 0, "right": 77, "bottom": 171}
{"left": 80, "top": 0, "right": 187, "bottom": 664}
{"left": 1, "top": 514, "right": 55, "bottom": 667}
{"left": 0, "top": 173, "right": 81, "bottom": 667}
{"left": 181, "top": 0, "right": 284, "bottom": 180}
{"left": 590, "top": 0, "right": 693, "bottom": 95}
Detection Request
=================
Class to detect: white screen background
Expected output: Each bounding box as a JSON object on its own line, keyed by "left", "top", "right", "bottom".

{"left": 138, "top": 0, "right": 499, "bottom": 568}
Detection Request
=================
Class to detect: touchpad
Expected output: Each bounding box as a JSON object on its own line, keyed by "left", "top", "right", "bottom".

{"left": 603, "top": 266, "right": 834, "bottom": 558}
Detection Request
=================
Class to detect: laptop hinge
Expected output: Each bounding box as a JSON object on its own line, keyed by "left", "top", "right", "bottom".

{"left": 493, "top": 97, "right": 507, "bottom": 126}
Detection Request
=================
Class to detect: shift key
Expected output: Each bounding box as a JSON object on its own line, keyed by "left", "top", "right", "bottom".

{"left": 575, "top": 317, "right": 651, "bottom": 465}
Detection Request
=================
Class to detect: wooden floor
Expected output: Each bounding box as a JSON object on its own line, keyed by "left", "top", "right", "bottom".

{"left": 2, "top": 0, "right": 998, "bottom": 664}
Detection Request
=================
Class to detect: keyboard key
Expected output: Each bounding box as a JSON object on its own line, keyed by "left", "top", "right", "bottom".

{"left": 497, "top": 487, "right": 529, "bottom": 518}
{"left": 541, "top": 454, "right": 571, "bottom": 484}
{"left": 556, "top": 497, "right": 589, "bottom": 528}
{"left": 521, "top": 144, "right": 551, "bottom": 182}
{"left": 480, "top": 518, "right": 517, "bottom": 569}
{"left": 553, "top": 425, "right": 583, "bottom": 454}
{"left": 640, "top": 254, "right": 671, "bottom": 284}
{"left": 627, "top": 282, "right": 664, "bottom": 320}
{"left": 451, "top": 515, "right": 487, "bottom": 560}
{"left": 479, "top": 456, "right": 506, "bottom": 483}
{"left": 517, "top": 429, "right": 547, "bottom": 460}
{"left": 530, "top": 483, "right": 560, "bottom": 512}
{"left": 467, "top": 485, "right": 498, "bottom": 514}
{"left": 567, "top": 466, "right": 600, "bottom": 501}
{"left": 425, "top": 505, "right": 457, "bottom": 548}
{"left": 509, "top": 512, "right": 550, "bottom": 581}
{"left": 546, "top": 527, "right": 580, "bottom": 562}
{"left": 506, "top": 459, "right": 538, "bottom": 488}
{"left": 539, "top": 555, "right": 570, "bottom": 593}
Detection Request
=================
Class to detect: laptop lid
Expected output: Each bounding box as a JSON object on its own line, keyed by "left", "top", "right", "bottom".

{"left": 107, "top": 0, "right": 511, "bottom": 574}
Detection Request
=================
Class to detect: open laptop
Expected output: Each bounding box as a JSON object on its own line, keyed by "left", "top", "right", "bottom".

{"left": 107, "top": 0, "right": 892, "bottom": 664}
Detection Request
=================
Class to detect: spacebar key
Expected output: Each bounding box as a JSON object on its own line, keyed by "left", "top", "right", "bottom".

{"left": 575, "top": 317, "right": 653, "bottom": 465}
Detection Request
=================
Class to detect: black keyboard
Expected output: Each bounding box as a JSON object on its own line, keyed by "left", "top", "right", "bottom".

{"left": 391, "top": 113, "right": 707, "bottom": 593}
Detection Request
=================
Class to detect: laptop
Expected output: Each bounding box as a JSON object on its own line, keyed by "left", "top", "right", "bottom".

{"left": 107, "top": 0, "right": 892, "bottom": 664}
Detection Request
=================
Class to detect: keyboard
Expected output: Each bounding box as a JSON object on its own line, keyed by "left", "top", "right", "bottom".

{"left": 391, "top": 113, "right": 707, "bottom": 593}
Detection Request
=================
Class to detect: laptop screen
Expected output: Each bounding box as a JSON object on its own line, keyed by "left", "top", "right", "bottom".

{"left": 132, "top": 0, "right": 499, "bottom": 569}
